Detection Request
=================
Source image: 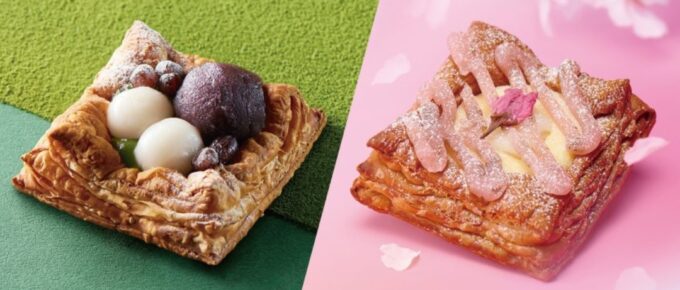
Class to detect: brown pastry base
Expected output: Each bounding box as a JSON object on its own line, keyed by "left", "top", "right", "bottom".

{"left": 12, "top": 21, "right": 326, "bottom": 265}
{"left": 351, "top": 22, "right": 655, "bottom": 280}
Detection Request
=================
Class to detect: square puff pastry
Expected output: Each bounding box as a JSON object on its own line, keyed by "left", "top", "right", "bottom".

{"left": 351, "top": 22, "right": 655, "bottom": 280}
{"left": 12, "top": 21, "right": 326, "bottom": 265}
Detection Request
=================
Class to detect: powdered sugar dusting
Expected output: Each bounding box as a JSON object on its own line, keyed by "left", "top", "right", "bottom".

{"left": 403, "top": 101, "right": 448, "bottom": 172}
{"left": 92, "top": 21, "right": 189, "bottom": 99}
{"left": 404, "top": 28, "right": 606, "bottom": 198}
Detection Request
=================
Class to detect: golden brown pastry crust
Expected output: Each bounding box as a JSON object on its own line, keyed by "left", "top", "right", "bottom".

{"left": 12, "top": 21, "right": 326, "bottom": 265}
{"left": 351, "top": 22, "right": 655, "bottom": 280}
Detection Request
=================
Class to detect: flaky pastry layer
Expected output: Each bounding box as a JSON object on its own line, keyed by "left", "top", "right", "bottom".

{"left": 12, "top": 21, "right": 326, "bottom": 265}
{"left": 351, "top": 22, "right": 655, "bottom": 280}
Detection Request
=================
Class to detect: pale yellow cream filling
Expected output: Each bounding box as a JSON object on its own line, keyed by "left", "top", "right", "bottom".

{"left": 453, "top": 86, "right": 574, "bottom": 174}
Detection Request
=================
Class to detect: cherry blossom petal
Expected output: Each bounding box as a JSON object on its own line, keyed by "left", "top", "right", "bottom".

{"left": 639, "top": 0, "right": 667, "bottom": 6}
{"left": 372, "top": 54, "right": 411, "bottom": 85}
{"left": 540, "top": 0, "right": 668, "bottom": 39}
{"left": 379, "top": 243, "right": 420, "bottom": 271}
{"left": 408, "top": 0, "right": 428, "bottom": 17}
{"left": 624, "top": 136, "right": 668, "bottom": 165}
{"left": 630, "top": 5, "right": 668, "bottom": 38}
{"left": 409, "top": 0, "right": 451, "bottom": 29}
{"left": 539, "top": 0, "right": 555, "bottom": 37}
{"left": 605, "top": 0, "right": 634, "bottom": 27}
{"left": 425, "top": 0, "right": 451, "bottom": 29}
{"left": 560, "top": 0, "right": 587, "bottom": 19}
{"left": 615, "top": 267, "right": 657, "bottom": 290}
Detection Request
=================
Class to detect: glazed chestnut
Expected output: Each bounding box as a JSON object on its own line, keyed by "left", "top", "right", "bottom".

{"left": 210, "top": 135, "right": 239, "bottom": 164}
{"left": 158, "top": 73, "right": 182, "bottom": 97}
{"left": 129, "top": 64, "right": 158, "bottom": 88}
{"left": 174, "top": 62, "right": 266, "bottom": 142}
{"left": 191, "top": 135, "right": 239, "bottom": 171}
{"left": 155, "top": 60, "right": 184, "bottom": 77}
{"left": 192, "top": 147, "right": 219, "bottom": 171}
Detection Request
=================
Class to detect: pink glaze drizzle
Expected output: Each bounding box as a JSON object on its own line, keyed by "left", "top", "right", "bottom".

{"left": 448, "top": 33, "right": 498, "bottom": 103}
{"left": 456, "top": 85, "right": 508, "bottom": 200}
{"left": 403, "top": 32, "right": 602, "bottom": 199}
{"left": 557, "top": 60, "right": 602, "bottom": 154}
{"left": 405, "top": 79, "right": 508, "bottom": 201}
{"left": 492, "top": 43, "right": 574, "bottom": 195}
{"left": 450, "top": 33, "right": 573, "bottom": 196}
{"left": 495, "top": 43, "right": 601, "bottom": 155}
{"left": 403, "top": 100, "right": 448, "bottom": 173}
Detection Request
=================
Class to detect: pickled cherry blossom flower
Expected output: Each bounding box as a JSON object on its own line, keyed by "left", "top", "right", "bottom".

{"left": 482, "top": 88, "right": 538, "bottom": 138}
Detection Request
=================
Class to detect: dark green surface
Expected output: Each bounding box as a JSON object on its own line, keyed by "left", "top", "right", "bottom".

{"left": 0, "top": 103, "right": 316, "bottom": 289}
{"left": 0, "top": 0, "right": 378, "bottom": 228}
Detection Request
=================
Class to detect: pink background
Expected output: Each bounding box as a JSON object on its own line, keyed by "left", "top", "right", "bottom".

{"left": 304, "top": 1, "right": 680, "bottom": 289}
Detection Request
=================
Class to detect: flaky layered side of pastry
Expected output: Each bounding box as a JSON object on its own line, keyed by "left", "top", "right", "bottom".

{"left": 12, "top": 21, "right": 326, "bottom": 265}
{"left": 351, "top": 22, "right": 655, "bottom": 280}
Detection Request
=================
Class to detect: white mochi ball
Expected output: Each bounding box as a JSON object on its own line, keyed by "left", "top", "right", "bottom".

{"left": 134, "top": 118, "right": 204, "bottom": 174}
{"left": 107, "top": 86, "right": 174, "bottom": 139}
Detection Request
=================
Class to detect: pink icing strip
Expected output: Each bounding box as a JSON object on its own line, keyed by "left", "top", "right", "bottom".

{"left": 505, "top": 127, "right": 570, "bottom": 195}
{"left": 447, "top": 33, "right": 470, "bottom": 75}
{"left": 456, "top": 85, "right": 508, "bottom": 200}
{"left": 454, "top": 45, "right": 568, "bottom": 195}
{"left": 404, "top": 32, "right": 601, "bottom": 198}
{"left": 497, "top": 43, "right": 600, "bottom": 155}
{"left": 404, "top": 80, "right": 508, "bottom": 200}
{"left": 448, "top": 33, "right": 497, "bottom": 103}
{"left": 428, "top": 79, "right": 457, "bottom": 131}
{"left": 405, "top": 80, "right": 458, "bottom": 173}
{"left": 525, "top": 67, "right": 583, "bottom": 146}
{"left": 446, "top": 131, "right": 507, "bottom": 201}
{"left": 557, "top": 60, "right": 602, "bottom": 154}
{"left": 403, "top": 101, "right": 448, "bottom": 173}
{"left": 462, "top": 134, "right": 508, "bottom": 200}
{"left": 516, "top": 122, "right": 572, "bottom": 195}
{"left": 495, "top": 43, "right": 529, "bottom": 89}
{"left": 459, "top": 85, "right": 486, "bottom": 133}
{"left": 492, "top": 43, "right": 575, "bottom": 195}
